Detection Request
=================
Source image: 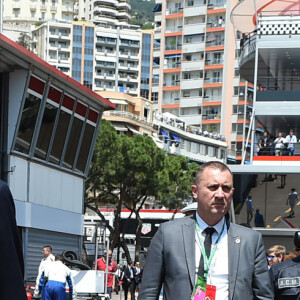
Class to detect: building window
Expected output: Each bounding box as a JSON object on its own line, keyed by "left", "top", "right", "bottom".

{"left": 14, "top": 76, "right": 45, "bottom": 155}
{"left": 34, "top": 86, "right": 62, "bottom": 160}
{"left": 62, "top": 102, "right": 87, "bottom": 169}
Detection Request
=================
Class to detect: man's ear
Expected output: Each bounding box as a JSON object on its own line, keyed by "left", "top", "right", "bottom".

{"left": 192, "top": 185, "right": 198, "bottom": 199}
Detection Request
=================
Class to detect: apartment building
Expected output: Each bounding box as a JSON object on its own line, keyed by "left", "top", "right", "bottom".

{"left": 3, "top": 0, "right": 78, "bottom": 24}
{"left": 31, "top": 21, "right": 73, "bottom": 76}
{"left": 78, "top": 0, "right": 131, "bottom": 27}
{"left": 153, "top": 0, "right": 251, "bottom": 163}
{"left": 101, "top": 91, "right": 154, "bottom": 136}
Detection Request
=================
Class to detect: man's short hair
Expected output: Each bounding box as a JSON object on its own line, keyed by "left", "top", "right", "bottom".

{"left": 267, "top": 245, "right": 286, "bottom": 260}
{"left": 43, "top": 246, "right": 52, "bottom": 252}
{"left": 55, "top": 254, "right": 64, "bottom": 262}
{"left": 195, "top": 161, "right": 233, "bottom": 184}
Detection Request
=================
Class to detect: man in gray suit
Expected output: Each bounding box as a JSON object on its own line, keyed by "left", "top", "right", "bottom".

{"left": 139, "top": 161, "right": 273, "bottom": 300}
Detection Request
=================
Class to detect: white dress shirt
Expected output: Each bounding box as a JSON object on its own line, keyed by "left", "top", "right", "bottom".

{"left": 195, "top": 213, "right": 229, "bottom": 300}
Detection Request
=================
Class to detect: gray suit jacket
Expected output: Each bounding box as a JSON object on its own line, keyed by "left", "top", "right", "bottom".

{"left": 139, "top": 215, "right": 273, "bottom": 300}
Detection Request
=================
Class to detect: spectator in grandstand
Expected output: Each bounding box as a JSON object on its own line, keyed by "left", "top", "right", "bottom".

{"left": 285, "top": 129, "right": 297, "bottom": 156}
{"left": 258, "top": 131, "right": 272, "bottom": 156}
{"left": 274, "top": 132, "right": 286, "bottom": 156}
{"left": 267, "top": 245, "right": 286, "bottom": 269}
{"left": 254, "top": 209, "right": 265, "bottom": 227}
{"left": 286, "top": 188, "right": 299, "bottom": 218}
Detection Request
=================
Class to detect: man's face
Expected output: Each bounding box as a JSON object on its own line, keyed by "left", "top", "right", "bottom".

{"left": 267, "top": 252, "right": 282, "bottom": 266}
{"left": 42, "top": 248, "right": 50, "bottom": 257}
{"left": 192, "top": 167, "right": 234, "bottom": 226}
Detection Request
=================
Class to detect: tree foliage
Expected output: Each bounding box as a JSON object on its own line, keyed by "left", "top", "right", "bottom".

{"left": 129, "top": 0, "right": 155, "bottom": 29}
{"left": 85, "top": 120, "right": 165, "bottom": 262}
{"left": 158, "top": 155, "right": 199, "bottom": 216}
{"left": 17, "top": 32, "right": 31, "bottom": 50}
{"left": 85, "top": 120, "right": 200, "bottom": 262}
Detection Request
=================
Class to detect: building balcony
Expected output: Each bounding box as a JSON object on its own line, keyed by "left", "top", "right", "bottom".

{"left": 93, "top": 5, "right": 117, "bottom": 16}
{"left": 40, "top": 4, "right": 47, "bottom": 10}
{"left": 50, "top": 5, "right": 57, "bottom": 12}
{"left": 166, "top": 7, "right": 183, "bottom": 15}
{"left": 13, "top": 3, "right": 21, "bottom": 9}
{"left": 116, "top": 11, "right": 131, "bottom": 20}
{"left": 181, "top": 78, "right": 204, "bottom": 89}
{"left": 118, "top": 75, "right": 139, "bottom": 83}
{"left": 183, "top": 23, "right": 206, "bottom": 35}
{"left": 118, "top": 0, "right": 131, "bottom": 10}
{"left": 94, "top": 0, "right": 118, "bottom": 7}
{"left": 205, "top": 38, "right": 224, "bottom": 48}
{"left": 180, "top": 96, "right": 203, "bottom": 108}
{"left": 205, "top": 58, "right": 224, "bottom": 66}
{"left": 119, "top": 64, "right": 139, "bottom": 72}
{"left": 182, "top": 41, "right": 205, "bottom": 53}
{"left": 30, "top": 4, "right": 37, "bottom": 10}
{"left": 103, "top": 110, "right": 152, "bottom": 128}
{"left": 94, "top": 15, "right": 118, "bottom": 24}
{"left": 202, "top": 114, "right": 221, "bottom": 121}
{"left": 61, "top": 6, "right": 77, "bottom": 14}
{"left": 155, "top": 13, "right": 162, "bottom": 23}
{"left": 184, "top": 5, "right": 207, "bottom": 17}
{"left": 165, "top": 44, "right": 182, "bottom": 51}
{"left": 95, "top": 62, "right": 116, "bottom": 69}
{"left": 182, "top": 60, "right": 204, "bottom": 71}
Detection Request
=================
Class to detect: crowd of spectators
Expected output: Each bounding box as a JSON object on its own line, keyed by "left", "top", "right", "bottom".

{"left": 154, "top": 112, "right": 226, "bottom": 142}
{"left": 257, "top": 129, "right": 298, "bottom": 156}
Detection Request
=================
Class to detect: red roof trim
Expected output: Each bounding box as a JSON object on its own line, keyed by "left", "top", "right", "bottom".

{"left": 88, "top": 109, "right": 99, "bottom": 123}
{"left": 0, "top": 34, "right": 115, "bottom": 110}
{"left": 48, "top": 86, "right": 62, "bottom": 104}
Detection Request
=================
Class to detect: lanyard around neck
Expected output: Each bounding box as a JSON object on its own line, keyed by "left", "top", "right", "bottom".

{"left": 195, "top": 220, "right": 226, "bottom": 277}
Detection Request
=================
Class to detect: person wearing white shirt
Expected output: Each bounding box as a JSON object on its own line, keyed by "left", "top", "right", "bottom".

{"left": 40, "top": 254, "right": 76, "bottom": 300}
{"left": 34, "top": 245, "right": 55, "bottom": 297}
{"left": 285, "top": 129, "right": 297, "bottom": 155}
{"left": 274, "top": 132, "right": 286, "bottom": 156}
{"left": 139, "top": 161, "right": 273, "bottom": 300}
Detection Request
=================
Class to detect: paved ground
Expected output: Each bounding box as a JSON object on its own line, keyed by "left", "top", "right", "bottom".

{"left": 111, "top": 291, "right": 138, "bottom": 300}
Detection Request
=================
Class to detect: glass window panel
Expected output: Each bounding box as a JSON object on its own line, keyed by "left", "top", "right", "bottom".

{"left": 63, "top": 117, "right": 84, "bottom": 169}
{"left": 49, "top": 109, "right": 71, "bottom": 165}
{"left": 34, "top": 102, "right": 58, "bottom": 160}
{"left": 14, "top": 93, "right": 41, "bottom": 154}
{"left": 76, "top": 123, "right": 95, "bottom": 173}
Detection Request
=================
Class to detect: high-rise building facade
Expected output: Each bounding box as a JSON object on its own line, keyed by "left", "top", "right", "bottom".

{"left": 78, "top": 0, "right": 131, "bottom": 27}
{"left": 153, "top": 0, "right": 252, "bottom": 163}
{"left": 3, "top": 0, "right": 78, "bottom": 24}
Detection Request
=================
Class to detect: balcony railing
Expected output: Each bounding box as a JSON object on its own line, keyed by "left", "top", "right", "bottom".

{"left": 103, "top": 110, "right": 152, "bottom": 126}
{"left": 163, "top": 80, "right": 180, "bottom": 87}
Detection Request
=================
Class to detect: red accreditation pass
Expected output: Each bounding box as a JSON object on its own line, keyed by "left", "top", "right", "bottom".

{"left": 205, "top": 284, "right": 216, "bottom": 300}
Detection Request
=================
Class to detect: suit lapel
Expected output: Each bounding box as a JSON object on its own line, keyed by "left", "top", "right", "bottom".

{"left": 227, "top": 223, "right": 241, "bottom": 300}
{"left": 182, "top": 215, "right": 196, "bottom": 286}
